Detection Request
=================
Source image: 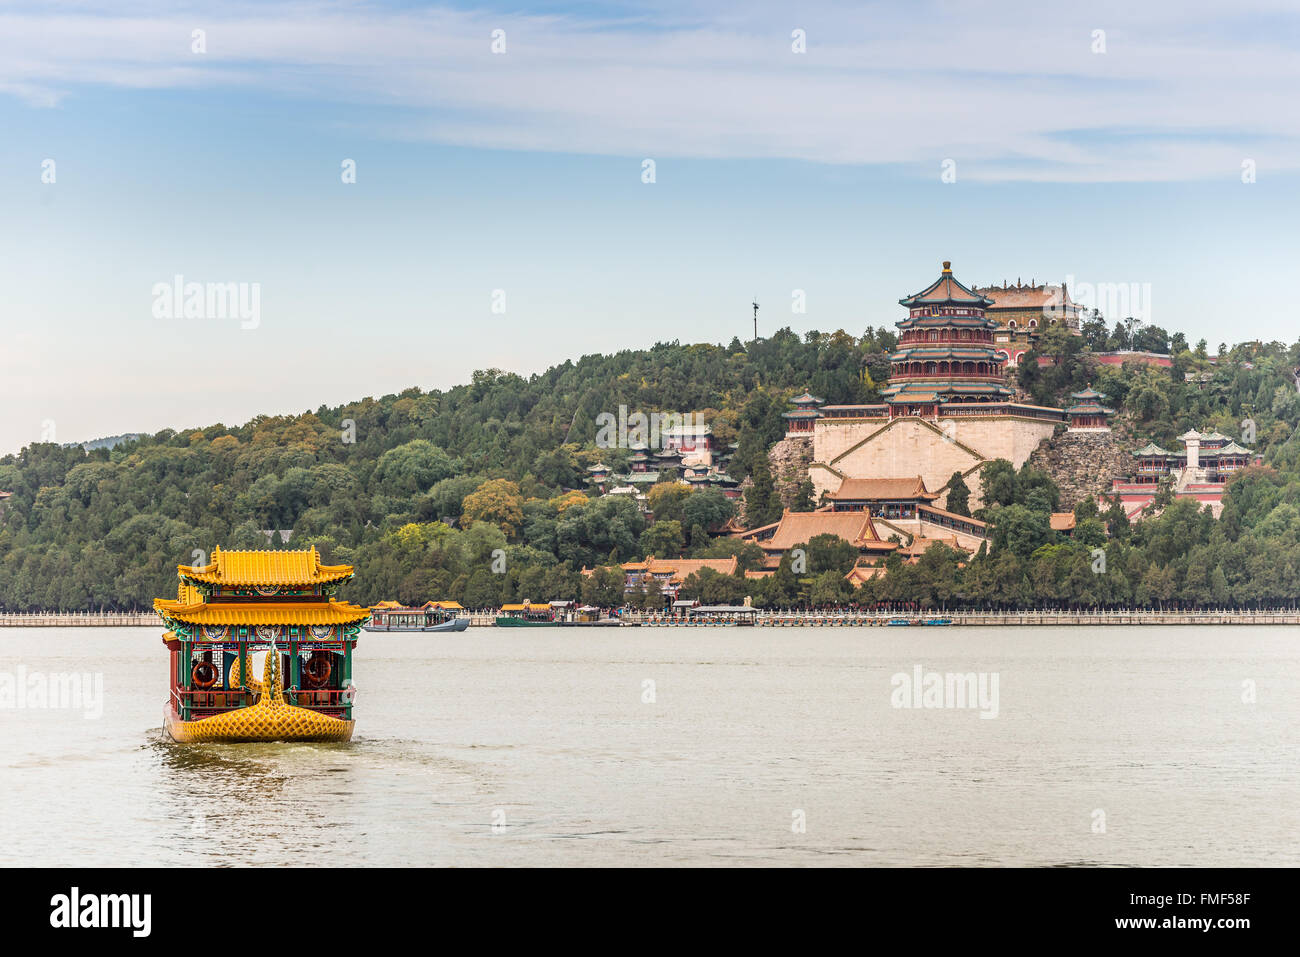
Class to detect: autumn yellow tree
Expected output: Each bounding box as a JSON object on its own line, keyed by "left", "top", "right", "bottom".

{"left": 552, "top": 489, "right": 589, "bottom": 513}
{"left": 462, "top": 479, "right": 525, "bottom": 538}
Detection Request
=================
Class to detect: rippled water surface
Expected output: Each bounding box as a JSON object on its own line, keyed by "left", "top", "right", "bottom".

{"left": 1, "top": 625, "right": 1297, "bottom": 866}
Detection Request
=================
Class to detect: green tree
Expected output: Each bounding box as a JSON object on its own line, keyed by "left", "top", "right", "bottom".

{"left": 581, "top": 565, "right": 626, "bottom": 607}
{"left": 945, "top": 471, "right": 971, "bottom": 516}
{"left": 639, "top": 520, "right": 685, "bottom": 558}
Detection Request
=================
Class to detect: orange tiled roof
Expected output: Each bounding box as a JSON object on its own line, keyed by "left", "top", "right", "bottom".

{"left": 1050, "top": 512, "right": 1077, "bottom": 532}
{"left": 632, "top": 556, "right": 739, "bottom": 580}
{"left": 973, "top": 283, "right": 1073, "bottom": 311}
{"left": 744, "top": 508, "right": 897, "bottom": 552}
{"left": 830, "top": 476, "right": 937, "bottom": 501}
{"left": 845, "top": 564, "right": 887, "bottom": 585}
{"left": 179, "top": 546, "right": 353, "bottom": 587}
{"left": 153, "top": 598, "right": 372, "bottom": 626}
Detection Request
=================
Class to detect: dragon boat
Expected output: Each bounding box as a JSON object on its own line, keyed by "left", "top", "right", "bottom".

{"left": 155, "top": 547, "right": 370, "bottom": 743}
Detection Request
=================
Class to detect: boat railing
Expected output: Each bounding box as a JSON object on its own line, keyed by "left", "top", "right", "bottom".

{"left": 173, "top": 688, "right": 247, "bottom": 706}
{"left": 172, "top": 686, "right": 353, "bottom": 719}
{"left": 172, "top": 687, "right": 250, "bottom": 718}
{"left": 285, "top": 687, "right": 353, "bottom": 710}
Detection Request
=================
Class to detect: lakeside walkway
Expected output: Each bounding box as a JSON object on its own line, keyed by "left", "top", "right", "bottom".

{"left": 0, "top": 611, "right": 162, "bottom": 626}
{"left": 2, "top": 609, "right": 1297, "bottom": 627}
{"left": 623, "top": 609, "right": 1300, "bottom": 627}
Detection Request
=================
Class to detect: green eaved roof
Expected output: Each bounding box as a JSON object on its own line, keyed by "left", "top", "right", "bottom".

{"left": 1070, "top": 386, "right": 1107, "bottom": 400}
{"left": 898, "top": 262, "right": 994, "bottom": 308}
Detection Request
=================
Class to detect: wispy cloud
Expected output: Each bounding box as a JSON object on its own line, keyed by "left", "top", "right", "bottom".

{"left": 3, "top": 0, "right": 1297, "bottom": 181}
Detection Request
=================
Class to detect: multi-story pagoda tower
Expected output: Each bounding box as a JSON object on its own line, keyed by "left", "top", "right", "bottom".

{"left": 883, "top": 261, "right": 1015, "bottom": 417}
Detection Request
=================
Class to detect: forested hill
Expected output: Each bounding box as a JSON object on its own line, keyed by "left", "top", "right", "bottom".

{"left": 2, "top": 325, "right": 1300, "bottom": 611}
{"left": 0, "top": 329, "right": 888, "bottom": 610}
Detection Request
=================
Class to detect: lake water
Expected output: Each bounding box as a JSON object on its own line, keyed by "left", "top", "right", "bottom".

{"left": 1, "top": 625, "right": 1296, "bottom": 867}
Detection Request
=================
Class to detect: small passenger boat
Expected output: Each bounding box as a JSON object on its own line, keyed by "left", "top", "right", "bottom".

{"left": 364, "top": 600, "right": 469, "bottom": 632}
{"left": 496, "top": 602, "right": 562, "bottom": 627}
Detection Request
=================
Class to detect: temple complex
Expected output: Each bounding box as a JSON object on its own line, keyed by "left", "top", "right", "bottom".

{"left": 1108, "top": 429, "right": 1261, "bottom": 519}
{"left": 825, "top": 475, "right": 989, "bottom": 553}
{"left": 617, "top": 556, "right": 740, "bottom": 600}
{"left": 738, "top": 508, "right": 900, "bottom": 572}
{"left": 972, "top": 279, "right": 1083, "bottom": 367}
{"left": 798, "top": 262, "right": 1066, "bottom": 511}
{"left": 586, "top": 422, "right": 740, "bottom": 507}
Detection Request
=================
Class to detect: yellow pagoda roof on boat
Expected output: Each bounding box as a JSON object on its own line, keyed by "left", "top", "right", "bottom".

{"left": 179, "top": 546, "right": 354, "bottom": 587}
{"left": 372, "top": 599, "right": 463, "bottom": 610}
{"left": 153, "top": 598, "right": 372, "bottom": 626}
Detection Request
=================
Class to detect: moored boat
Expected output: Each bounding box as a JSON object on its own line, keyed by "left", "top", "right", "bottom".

{"left": 365, "top": 600, "right": 469, "bottom": 632}
{"left": 496, "top": 602, "right": 562, "bottom": 626}
{"left": 566, "top": 604, "right": 622, "bottom": 626}
{"left": 154, "top": 547, "right": 367, "bottom": 743}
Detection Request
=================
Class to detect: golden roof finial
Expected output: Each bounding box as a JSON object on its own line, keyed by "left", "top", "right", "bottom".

{"left": 942, "top": 260, "right": 952, "bottom": 273}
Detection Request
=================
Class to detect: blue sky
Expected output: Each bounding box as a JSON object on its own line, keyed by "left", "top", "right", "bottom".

{"left": 1, "top": 0, "right": 1298, "bottom": 453}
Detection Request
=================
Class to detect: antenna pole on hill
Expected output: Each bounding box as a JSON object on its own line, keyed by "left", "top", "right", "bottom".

{"left": 752, "top": 299, "right": 759, "bottom": 341}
